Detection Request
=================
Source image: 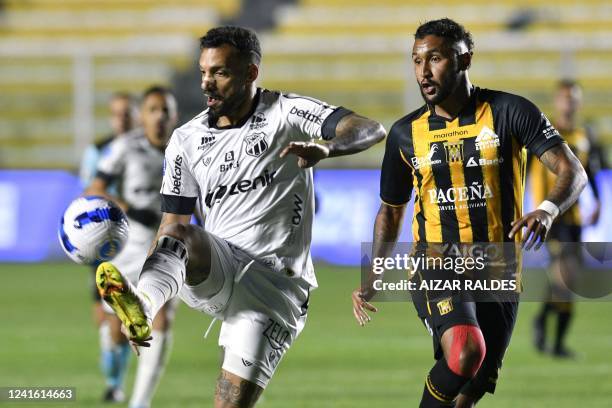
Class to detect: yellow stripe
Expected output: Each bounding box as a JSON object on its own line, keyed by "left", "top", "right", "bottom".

{"left": 412, "top": 111, "right": 443, "bottom": 242}
{"left": 380, "top": 199, "right": 406, "bottom": 208}
{"left": 425, "top": 375, "right": 454, "bottom": 403}
{"left": 511, "top": 138, "right": 526, "bottom": 242}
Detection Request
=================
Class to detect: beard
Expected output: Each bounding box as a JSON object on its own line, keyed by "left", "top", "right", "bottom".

{"left": 419, "top": 72, "right": 460, "bottom": 105}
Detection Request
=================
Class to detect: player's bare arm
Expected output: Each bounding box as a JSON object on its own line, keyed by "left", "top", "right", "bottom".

{"left": 509, "top": 143, "right": 587, "bottom": 249}
{"left": 279, "top": 113, "right": 385, "bottom": 168}
{"left": 85, "top": 177, "right": 128, "bottom": 210}
{"left": 352, "top": 202, "right": 406, "bottom": 326}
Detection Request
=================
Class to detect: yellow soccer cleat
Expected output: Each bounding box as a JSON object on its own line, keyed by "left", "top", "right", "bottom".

{"left": 96, "top": 262, "right": 152, "bottom": 342}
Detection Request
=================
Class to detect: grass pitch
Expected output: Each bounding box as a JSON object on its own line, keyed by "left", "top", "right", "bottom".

{"left": 1, "top": 262, "right": 611, "bottom": 407}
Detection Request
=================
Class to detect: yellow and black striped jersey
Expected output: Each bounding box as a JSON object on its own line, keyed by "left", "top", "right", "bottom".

{"left": 529, "top": 127, "right": 590, "bottom": 226}
{"left": 381, "top": 87, "right": 564, "bottom": 243}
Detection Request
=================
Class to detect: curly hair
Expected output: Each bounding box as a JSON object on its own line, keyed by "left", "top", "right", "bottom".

{"left": 199, "top": 26, "right": 262, "bottom": 64}
{"left": 415, "top": 18, "right": 474, "bottom": 51}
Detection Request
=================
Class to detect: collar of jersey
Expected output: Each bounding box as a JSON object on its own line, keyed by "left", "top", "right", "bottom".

{"left": 207, "top": 88, "right": 262, "bottom": 130}
{"left": 426, "top": 86, "right": 479, "bottom": 123}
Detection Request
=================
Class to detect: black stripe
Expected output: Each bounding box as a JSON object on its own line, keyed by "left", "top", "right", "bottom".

{"left": 462, "top": 137, "right": 489, "bottom": 242}
{"left": 497, "top": 133, "right": 515, "bottom": 243}
{"left": 430, "top": 141, "right": 460, "bottom": 242}
{"left": 428, "top": 115, "right": 446, "bottom": 131}
{"left": 160, "top": 194, "right": 197, "bottom": 215}
{"left": 321, "top": 107, "right": 353, "bottom": 140}
{"left": 459, "top": 95, "right": 477, "bottom": 126}
{"left": 413, "top": 168, "right": 427, "bottom": 242}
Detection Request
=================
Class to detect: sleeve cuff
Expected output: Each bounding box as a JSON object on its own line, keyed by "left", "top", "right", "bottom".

{"left": 380, "top": 195, "right": 409, "bottom": 207}
{"left": 530, "top": 137, "right": 564, "bottom": 158}
{"left": 161, "top": 194, "right": 197, "bottom": 215}
{"left": 321, "top": 107, "right": 353, "bottom": 140}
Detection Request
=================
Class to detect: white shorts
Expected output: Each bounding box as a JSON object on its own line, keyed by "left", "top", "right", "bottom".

{"left": 179, "top": 233, "right": 311, "bottom": 388}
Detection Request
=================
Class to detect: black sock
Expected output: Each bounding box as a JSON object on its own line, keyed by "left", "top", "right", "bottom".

{"left": 537, "top": 302, "right": 553, "bottom": 322}
{"left": 420, "top": 358, "right": 470, "bottom": 407}
{"left": 555, "top": 308, "right": 573, "bottom": 351}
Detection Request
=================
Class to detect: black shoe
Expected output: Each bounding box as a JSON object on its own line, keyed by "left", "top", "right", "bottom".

{"left": 533, "top": 317, "right": 546, "bottom": 353}
{"left": 552, "top": 346, "right": 576, "bottom": 359}
{"left": 102, "top": 387, "right": 125, "bottom": 403}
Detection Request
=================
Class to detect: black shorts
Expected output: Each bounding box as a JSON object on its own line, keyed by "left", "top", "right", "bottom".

{"left": 547, "top": 222, "right": 582, "bottom": 261}
{"left": 411, "top": 270, "right": 519, "bottom": 398}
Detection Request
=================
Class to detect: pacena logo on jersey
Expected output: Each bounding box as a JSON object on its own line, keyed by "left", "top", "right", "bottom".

{"left": 427, "top": 181, "right": 493, "bottom": 207}
{"left": 204, "top": 168, "right": 277, "bottom": 208}
{"left": 171, "top": 155, "right": 183, "bottom": 194}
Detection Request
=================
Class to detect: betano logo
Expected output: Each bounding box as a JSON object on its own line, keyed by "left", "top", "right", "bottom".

{"left": 411, "top": 144, "right": 441, "bottom": 169}
{"left": 475, "top": 126, "right": 500, "bottom": 150}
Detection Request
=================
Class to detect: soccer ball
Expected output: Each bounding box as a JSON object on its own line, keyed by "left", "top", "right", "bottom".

{"left": 58, "top": 196, "right": 129, "bottom": 265}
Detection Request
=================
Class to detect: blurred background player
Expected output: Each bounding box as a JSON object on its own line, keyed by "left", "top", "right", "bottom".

{"left": 531, "top": 79, "right": 603, "bottom": 358}
{"left": 78, "top": 91, "right": 137, "bottom": 402}
{"left": 87, "top": 85, "right": 179, "bottom": 408}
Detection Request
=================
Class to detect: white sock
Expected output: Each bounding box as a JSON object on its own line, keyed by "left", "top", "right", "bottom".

{"left": 136, "top": 236, "right": 188, "bottom": 319}
{"left": 99, "top": 320, "right": 112, "bottom": 352}
{"left": 129, "top": 330, "right": 172, "bottom": 408}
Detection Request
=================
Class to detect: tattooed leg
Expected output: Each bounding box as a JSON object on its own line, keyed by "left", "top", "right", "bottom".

{"left": 214, "top": 370, "right": 263, "bottom": 408}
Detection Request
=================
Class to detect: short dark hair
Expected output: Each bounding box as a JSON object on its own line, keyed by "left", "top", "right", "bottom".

{"left": 199, "top": 26, "right": 262, "bottom": 65}
{"left": 415, "top": 18, "right": 474, "bottom": 52}
{"left": 111, "top": 91, "right": 133, "bottom": 102}
{"left": 557, "top": 78, "right": 579, "bottom": 90}
{"left": 141, "top": 85, "right": 174, "bottom": 103}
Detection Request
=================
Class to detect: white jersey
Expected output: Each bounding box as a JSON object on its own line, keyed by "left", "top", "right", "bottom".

{"left": 160, "top": 88, "right": 350, "bottom": 287}
{"left": 97, "top": 128, "right": 164, "bottom": 230}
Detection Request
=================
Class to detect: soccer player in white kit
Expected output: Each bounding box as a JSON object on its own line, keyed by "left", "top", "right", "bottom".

{"left": 96, "top": 26, "right": 385, "bottom": 407}
{"left": 88, "top": 86, "right": 178, "bottom": 408}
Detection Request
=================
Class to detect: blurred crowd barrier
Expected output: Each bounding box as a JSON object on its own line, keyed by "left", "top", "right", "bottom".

{"left": 0, "top": 0, "right": 611, "bottom": 170}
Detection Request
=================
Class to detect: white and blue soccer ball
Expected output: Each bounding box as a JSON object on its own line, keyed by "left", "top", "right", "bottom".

{"left": 58, "top": 196, "right": 129, "bottom": 265}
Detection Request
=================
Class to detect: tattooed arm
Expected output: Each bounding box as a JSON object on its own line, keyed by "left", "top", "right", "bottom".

{"left": 352, "top": 202, "right": 406, "bottom": 326}
{"left": 509, "top": 143, "right": 587, "bottom": 249}
{"left": 279, "top": 113, "right": 386, "bottom": 168}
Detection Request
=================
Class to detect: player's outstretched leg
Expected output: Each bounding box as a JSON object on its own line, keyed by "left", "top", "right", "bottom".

{"left": 96, "top": 262, "right": 152, "bottom": 342}
{"left": 215, "top": 370, "right": 263, "bottom": 408}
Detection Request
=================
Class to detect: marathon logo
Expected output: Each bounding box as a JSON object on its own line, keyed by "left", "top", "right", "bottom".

{"left": 289, "top": 106, "right": 323, "bottom": 125}
{"left": 171, "top": 155, "right": 183, "bottom": 194}
{"left": 204, "top": 168, "right": 277, "bottom": 208}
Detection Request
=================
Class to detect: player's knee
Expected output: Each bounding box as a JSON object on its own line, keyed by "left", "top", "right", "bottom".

{"left": 159, "top": 222, "right": 190, "bottom": 243}
{"left": 447, "top": 325, "right": 486, "bottom": 378}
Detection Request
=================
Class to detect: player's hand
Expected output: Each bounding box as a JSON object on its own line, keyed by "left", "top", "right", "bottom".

{"left": 352, "top": 288, "right": 378, "bottom": 327}
{"left": 279, "top": 141, "right": 330, "bottom": 168}
{"left": 508, "top": 209, "right": 554, "bottom": 250}
{"left": 120, "top": 325, "right": 152, "bottom": 356}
